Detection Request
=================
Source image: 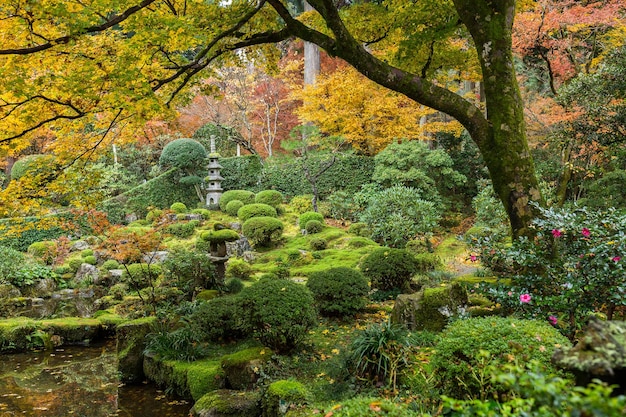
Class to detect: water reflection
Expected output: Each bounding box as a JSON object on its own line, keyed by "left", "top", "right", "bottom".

{"left": 0, "top": 340, "right": 190, "bottom": 417}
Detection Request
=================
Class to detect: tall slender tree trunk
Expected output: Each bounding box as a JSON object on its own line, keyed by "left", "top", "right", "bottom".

{"left": 303, "top": 2, "right": 320, "bottom": 86}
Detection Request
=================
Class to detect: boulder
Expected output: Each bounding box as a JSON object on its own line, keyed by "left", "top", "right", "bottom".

{"left": 221, "top": 347, "right": 273, "bottom": 390}
{"left": 71, "top": 240, "right": 90, "bottom": 252}
{"left": 553, "top": 316, "right": 626, "bottom": 394}
{"left": 23, "top": 278, "right": 57, "bottom": 298}
{"left": 143, "top": 251, "right": 169, "bottom": 264}
{"left": 0, "top": 284, "right": 21, "bottom": 299}
{"left": 72, "top": 263, "right": 100, "bottom": 286}
{"left": 117, "top": 317, "right": 156, "bottom": 383}
{"left": 390, "top": 282, "right": 468, "bottom": 332}
{"left": 191, "top": 389, "right": 261, "bottom": 417}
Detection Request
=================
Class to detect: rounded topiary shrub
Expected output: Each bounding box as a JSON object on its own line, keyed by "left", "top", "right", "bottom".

{"left": 360, "top": 247, "right": 419, "bottom": 291}
{"left": 225, "top": 278, "right": 244, "bottom": 294}
{"left": 414, "top": 253, "right": 443, "bottom": 273}
{"left": 225, "top": 200, "right": 244, "bottom": 217}
{"left": 170, "top": 202, "right": 188, "bottom": 213}
{"left": 219, "top": 190, "right": 256, "bottom": 211}
{"left": 298, "top": 211, "right": 324, "bottom": 228}
{"left": 239, "top": 278, "right": 317, "bottom": 353}
{"left": 237, "top": 203, "right": 277, "bottom": 222}
{"left": 309, "top": 237, "right": 327, "bottom": 251}
{"left": 254, "top": 190, "right": 284, "bottom": 208}
{"left": 431, "top": 316, "right": 572, "bottom": 400}
{"left": 306, "top": 267, "right": 369, "bottom": 317}
{"left": 101, "top": 259, "right": 120, "bottom": 271}
{"left": 225, "top": 258, "right": 254, "bottom": 280}
{"left": 289, "top": 195, "right": 313, "bottom": 214}
{"left": 27, "top": 241, "right": 57, "bottom": 265}
{"left": 190, "top": 295, "right": 245, "bottom": 342}
{"left": 159, "top": 138, "right": 207, "bottom": 171}
{"left": 304, "top": 220, "right": 323, "bottom": 234}
{"left": 242, "top": 217, "right": 284, "bottom": 247}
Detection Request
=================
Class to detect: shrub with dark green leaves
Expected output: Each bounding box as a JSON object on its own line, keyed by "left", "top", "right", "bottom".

{"left": 239, "top": 278, "right": 317, "bottom": 353}
{"left": 309, "top": 237, "right": 327, "bottom": 251}
{"left": 237, "top": 203, "right": 277, "bottom": 222}
{"left": 360, "top": 248, "right": 419, "bottom": 291}
{"left": 0, "top": 246, "right": 25, "bottom": 283}
{"left": 159, "top": 139, "right": 207, "bottom": 171}
{"left": 164, "top": 220, "right": 200, "bottom": 238}
{"left": 225, "top": 199, "right": 244, "bottom": 217}
{"left": 219, "top": 190, "right": 256, "bottom": 211}
{"left": 225, "top": 257, "right": 254, "bottom": 280}
{"left": 306, "top": 267, "right": 369, "bottom": 317}
{"left": 414, "top": 253, "right": 443, "bottom": 273}
{"left": 226, "top": 278, "right": 244, "bottom": 294}
{"left": 10, "top": 262, "right": 58, "bottom": 288}
{"left": 242, "top": 217, "right": 284, "bottom": 247}
{"left": 254, "top": 190, "right": 284, "bottom": 208}
{"left": 431, "top": 316, "right": 571, "bottom": 400}
{"left": 304, "top": 220, "right": 323, "bottom": 234}
{"left": 121, "top": 263, "right": 162, "bottom": 289}
{"left": 190, "top": 295, "right": 245, "bottom": 342}
{"left": 347, "top": 222, "right": 371, "bottom": 238}
{"left": 162, "top": 247, "right": 218, "bottom": 292}
{"left": 298, "top": 211, "right": 324, "bottom": 228}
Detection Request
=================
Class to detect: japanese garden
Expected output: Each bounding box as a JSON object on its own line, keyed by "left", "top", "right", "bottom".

{"left": 0, "top": 1, "right": 625, "bottom": 416}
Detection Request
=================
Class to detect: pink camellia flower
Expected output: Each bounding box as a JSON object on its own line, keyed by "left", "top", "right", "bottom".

{"left": 519, "top": 293, "right": 532, "bottom": 303}
{"left": 507, "top": 291, "right": 513, "bottom": 296}
{"left": 551, "top": 229, "right": 563, "bottom": 238}
{"left": 548, "top": 315, "right": 558, "bottom": 326}
{"left": 469, "top": 255, "right": 477, "bottom": 262}
{"left": 581, "top": 228, "right": 591, "bottom": 237}
{"left": 612, "top": 256, "right": 621, "bottom": 262}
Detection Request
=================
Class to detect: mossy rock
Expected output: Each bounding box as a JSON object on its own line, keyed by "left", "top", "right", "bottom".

{"left": 191, "top": 389, "right": 261, "bottom": 417}
{"left": 201, "top": 229, "right": 241, "bottom": 244}
{"left": 143, "top": 354, "right": 191, "bottom": 398}
{"left": 116, "top": 316, "right": 157, "bottom": 383}
{"left": 553, "top": 316, "right": 626, "bottom": 393}
{"left": 221, "top": 347, "right": 273, "bottom": 390}
{"left": 262, "top": 379, "right": 308, "bottom": 417}
{"left": 390, "top": 282, "right": 468, "bottom": 332}
{"left": 188, "top": 360, "right": 226, "bottom": 401}
{"left": 196, "top": 290, "right": 220, "bottom": 301}
{"left": 0, "top": 319, "right": 41, "bottom": 352}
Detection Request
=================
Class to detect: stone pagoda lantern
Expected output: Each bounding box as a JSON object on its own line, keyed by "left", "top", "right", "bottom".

{"left": 205, "top": 135, "right": 224, "bottom": 208}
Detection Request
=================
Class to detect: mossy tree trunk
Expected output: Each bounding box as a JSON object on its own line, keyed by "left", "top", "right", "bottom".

{"left": 268, "top": 0, "right": 543, "bottom": 237}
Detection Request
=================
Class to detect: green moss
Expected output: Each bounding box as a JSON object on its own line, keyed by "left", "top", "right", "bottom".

{"left": 200, "top": 229, "right": 240, "bottom": 243}
{"left": 196, "top": 289, "right": 219, "bottom": 301}
{"left": 221, "top": 347, "right": 273, "bottom": 390}
{"left": 193, "top": 389, "right": 261, "bottom": 417}
{"left": 263, "top": 379, "right": 308, "bottom": 417}
{"left": 221, "top": 346, "right": 272, "bottom": 367}
{"left": 186, "top": 360, "right": 225, "bottom": 401}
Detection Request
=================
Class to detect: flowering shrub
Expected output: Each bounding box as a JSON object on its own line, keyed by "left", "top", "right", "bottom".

{"left": 473, "top": 205, "right": 626, "bottom": 338}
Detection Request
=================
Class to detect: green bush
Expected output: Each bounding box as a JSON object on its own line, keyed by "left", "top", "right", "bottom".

{"left": 239, "top": 278, "right": 317, "bottom": 353}
{"left": 237, "top": 203, "right": 277, "bottom": 222}
{"left": 101, "top": 259, "right": 120, "bottom": 270}
{"left": 414, "top": 253, "right": 443, "bottom": 273}
{"left": 80, "top": 249, "right": 94, "bottom": 258}
{"left": 146, "top": 209, "right": 164, "bottom": 223}
{"left": 404, "top": 238, "right": 432, "bottom": 255}
{"left": 164, "top": 220, "right": 200, "bottom": 239}
{"left": 225, "top": 278, "right": 244, "bottom": 294}
{"left": 304, "top": 220, "right": 323, "bottom": 234}
{"left": 190, "top": 295, "right": 245, "bottom": 342}
{"left": 225, "top": 258, "right": 254, "bottom": 280}
{"left": 309, "top": 237, "right": 327, "bottom": 251}
{"left": 472, "top": 179, "right": 509, "bottom": 229}
{"left": 67, "top": 257, "right": 84, "bottom": 273}
{"left": 159, "top": 138, "right": 207, "bottom": 171}
{"left": 360, "top": 248, "right": 419, "bottom": 291}
{"left": 220, "top": 154, "right": 263, "bottom": 191}
{"left": 108, "top": 283, "right": 128, "bottom": 300}
{"left": 9, "top": 262, "right": 57, "bottom": 287}
{"left": 27, "top": 241, "right": 57, "bottom": 265}
{"left": 83, "top": 255, "right": 97, "bottom": 265}
{"left": 170, "top": 202, "right": 188, "bottom": 213}
{"left": 225, "top": 199, "right": 245, "bottom": 217}
{"left": 0, "top": 246, "right": 26, "bottom": 283}
{"left": 348, "top": 222, "right": 372, "bottom": 238}
{"left": 200, "top": 228, "right": 240, "bottom": 244}
{"left": 313, "top": 397, "right": 420, "bottom": 417}
{"left": 219, "top": 190, "right": 256, "bottom": 211}
{"left": 121, "top": 263, "right": 163, "bottom": 289}
{"left": 242, "top": 217, "right": 284, "bottom": 247}
{"left": 191, "top": 208, "right": 211, "bottom": 220}
{"left": 306, "top": 267, "right": 369, "bottom": 317}
{"left": 289, "top": 195, "right": 314, "bottom": 214}
{"left": 431, "top": 316, "right": 571, "bottom": 400}
{"left": 298, "top": 211, "right": 324, "bottom": 228}
{"left": 162, "top": 247, "right": 218, "bottom": 292}
{"left": 10, "top": 154, "right": 56, "bottom": 180}
{"left": 255, "top": 190, "right": 284, "bottom": 208}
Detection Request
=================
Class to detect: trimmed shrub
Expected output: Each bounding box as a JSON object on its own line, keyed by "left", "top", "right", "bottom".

{"left": 414, "top": 253, "right": 443, "bottom": 273}
{"left": 242, "top": 217, "right": 284, "bottom": 247}
{"left": 237, "top": 203, "right": 277, "bottom": 222}
{"left": 288, "top": 195, "right": 313, "bottom": 214}
{"left": 255, "top": 190, "right": 284, "bottom": 208}
{"left": 102, "top": 259, "right": 120, "bottom": 270}
{"left": 191, "top": 295, "right": 245, "bottom": 342}
{"left": 309, "top": 237, "right": 327, "bottom": 251}
{"left": 146, "top": 209, "right": 164, "bottom": 223}
{"left": 404, "top": 238, "right": 432, "bottom": 255}
{"left": 162, "top": 247, "right": 218, "bottom": 292}
{"left": 360, "top": 248, "right": 419, "bottom": 291}
{"left": 219, "top": 190, "right": 256, "bottom": 211}
{"left": 83, "top": 255, "right": 97, "bottom": 265}
{"left": 431, "top": 316, "right": 572, "bottom": 399}
{"left": 225, "top": 278, "right": 244, "bottom": 294}
{"left": 170, "top": 202, "right": 188, "bottom": 213}
{"left": 191, "top": 208, "right": 211, "bottom": 220}
{"left": 27, "top": 241, "right": 57, "bottom": 265}
{"left": 164, "top": 220, "right": 200, "bottom": 239}
{"left": 225, "top": 200, "right": 245, "bottom": 217}
{"left": 348, "top": 222, "right": 371, "bottom": 237}
{"left": 200, "top": 229, "right": 240, "bottom": 244}
{"left": 219, "top": 154, "right": 263, "bottom": 191}
{"left": 298, "top": 211, "right": 324, "bottom": 228}
{"left": 159, "top": 138, "right": 207, "bottom": 171}
{"left": 225, "top": 258, "right": 254, "bottom": 280}
{"left": 306, "top": 267, "right": 369, "bottom": 317}
{"left": 304, "top": 220, "right": 323, "bottom": 234}
{"left": 239, "top": 278, "right": 317, "bottom": 353}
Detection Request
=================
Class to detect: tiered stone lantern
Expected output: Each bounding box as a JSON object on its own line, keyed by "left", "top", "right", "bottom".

{"left": 205, "top": 135, "right": 224, "bottom": 208}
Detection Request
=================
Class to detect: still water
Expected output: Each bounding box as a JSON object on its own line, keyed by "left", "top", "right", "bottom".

{"left": 0, "top": 340, "right": 190, "bottom": 417}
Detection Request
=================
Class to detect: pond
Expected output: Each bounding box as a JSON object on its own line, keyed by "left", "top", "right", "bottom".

{"left": 0, "top": 340, "right": 191, "bottom": 417}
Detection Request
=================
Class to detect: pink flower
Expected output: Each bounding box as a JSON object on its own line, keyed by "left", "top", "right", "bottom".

{"left": 581, "top": 228, "right": 591, "bottom": 237}
{"left": 469, "top": 255, "right": 477, "bottom": 262}
{"left": 548, "top": 315, "right": 558, "bottom": 326}
{"left": 612, "top": 256, "right": 621, "bottom": 262}
{"left": 507, "top": 291, "right": 513, "bottom": 296}
{"left": 519, "top": 293, "right": 532, "bottom": 303}
{"left": 551, "top": 229, "right": 563, "bottom": 238}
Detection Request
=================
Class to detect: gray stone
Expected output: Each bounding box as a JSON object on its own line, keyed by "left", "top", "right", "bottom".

{"left": 229, "top": 222, "right": 242, "bottom": 231}
{"left": 185, "top": 213, "right": 204, "bottom": 221}
{"left": 143, "top": 251, "right": 169, "bottom": 263}
{"left": 23, "top": 278, "right": 57, "bottom": 298}
{"left": 0, "top": 284, "right": 21, "bottom": 299}
{"left": 73, "top": 263, "right": 100, "bottom": 286}
{"left": 226, "top": 237, "right": 252, "bottom": 257}
{"left": 70, "top": 240, "right": 90, "bottom": 252}
{"left": 125, "top": 213, "right": 139, "bottom": 223}
{"left": 242, "top": 251, "right": 256, "bottom": 263}
{"left": 191, "top": 390, "right": 261, "bottom": 417}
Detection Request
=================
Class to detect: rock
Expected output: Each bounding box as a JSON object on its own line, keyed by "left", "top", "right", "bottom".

{"left": 23, "top": 278, "right": 57, "bottom": 298}
{"left": 553, "top": 316, "right": 626, "bottom": 394}
{"left": 390, "top": 282, "right": 468, "bottom": 332}
{"left": 227, "top": 237, "right": 252, "bottom": 257}
{"left": 0, "top": 284, "right": 21, "bottom": 298}
{"left": 71, "top": 240, "right": 90, "bottom": 252}
{"left": 191, "top": 389, "right": 261, "bottom": 417}
{"left": 229, "top": 222, "right": 242, "bottom": 231}
{"left": 107, "top": 269, "right": 124, "bottom": 285}
{"left": 143, "top": 251, "right": 169, "bottom": 263}
{"left": 185, "top": 213, "right": 204, "bottom": 221}
{"left": 125, "top": 213, "right": 138, "bottom": 223}
{"left": 242, "top": 251, "right": 256, "bottom": 263}
{"left": 262, "top": 379, "right": 308, "bottom": 417}
{"left": 117, "top": 317, "right": 156, "bottom": 383}
{"left": 73, "top": 264, "right": 100, "bottom": 286}
{"left": 221, "top": 347, "right": 273, "bottom": 390}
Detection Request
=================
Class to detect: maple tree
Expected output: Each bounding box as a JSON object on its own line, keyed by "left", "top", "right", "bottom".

{"left": 0, "top": 0, "right": 576, "bottom": 236}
